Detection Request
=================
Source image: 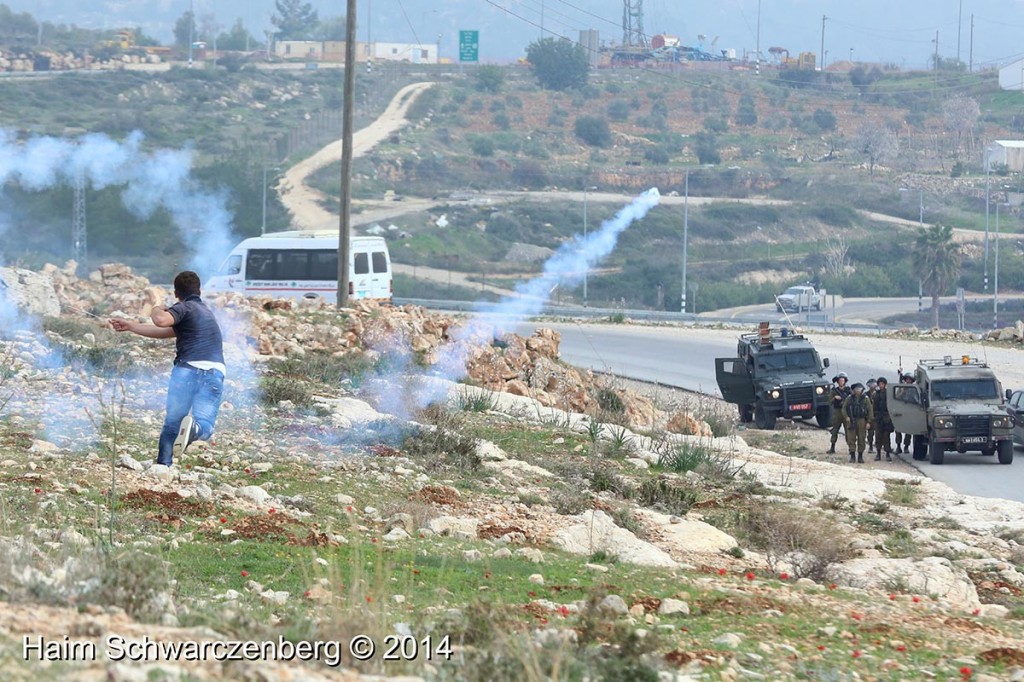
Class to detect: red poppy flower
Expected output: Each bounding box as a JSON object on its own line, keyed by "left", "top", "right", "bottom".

{"left": 219, "top": 517, "right": 227, "bottom": 523}
{"left": 779, "top": 572, "right": 790, "bottom": 581}
{"left": 817, "top": 645, "right": 826, "bottom": 651}
{"left": 241, "top": 570, "right": 249, "bottom": 577}
{"left": 365, "top": 596, "right": 373, "bottom": 603}
{"left": 745, "top": 572, "right": 755, "bottom": 581}
{"left": 828, "top": 583, "right": 837, "bottom": 590}
{"left": 960, "top": 666, "right": 972, "bottom": 679}
{"left": 889, "top": 594, "right": 897, "bottom": 600}
{"left": 852, "top": 650, "right": 861, "bottom": 658}
{"left": 244, "top": 468, "right": 250, "bottom": 474}
{"left": 912, "top": 596, "right": 921, "bottom": 603}
{"left": 851, "top": 612, "right": 863, "bottom": 621}
{"left": 557, "top": 605, "right": 570, "bottom": 617}
{"left": 268, "top": 508, "right": 276, "bottom": 514}
{"left": 33, "top": 488, "right": 41, "bottom": 494}
{"left": 896, "top": 645, "right": 907, "bottom": 652}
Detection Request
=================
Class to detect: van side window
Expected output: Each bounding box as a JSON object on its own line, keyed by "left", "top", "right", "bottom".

{"left": 278, "top": 251, "right": 309, "bottom": 280}
{"left": 246, "top": 251, "right": 275, "bottom": 280}
{"left": 354, "top": 252, "right": 370, "bottom": 275}
{"left": 309, "top": 251, "right": 338, "bottom": 280}
{"left": 371, "top": 251, "right": 388, "bottom": 273}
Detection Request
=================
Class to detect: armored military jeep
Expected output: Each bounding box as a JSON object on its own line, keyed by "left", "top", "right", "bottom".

{"left": 888, "top": 356, "right": 1014, "bottom": 465}
{"left": 715, "top": 323, "right": 832, "bottom": 430}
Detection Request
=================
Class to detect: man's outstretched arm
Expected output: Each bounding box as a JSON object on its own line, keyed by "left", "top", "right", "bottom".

{"left": 110, "top": 317, "right": 176, "bottom": 339}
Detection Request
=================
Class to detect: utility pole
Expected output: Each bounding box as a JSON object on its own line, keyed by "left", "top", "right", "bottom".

{"left": 957, "top": 0, "right": 962, "bottom": 66}
{"left": 985, "top": 145, "right": 991, "bottom": 293}
{"left": 72, "top": 171, "right": 86, "bottom": 271}
{"left": 188, "top": 0, "right": 194, "bottom": 68}
{"left": 337, "top": 0, "right": 357, "bottom": 308}
{"left": 819, "top": 15, "right": 826, "bottom": 71}
{"left": 755, "top": 0, "right": 761, "bottom": 76}
{"left": 680, "top": 170, "right": 689, "bottom": 314}
{"left": 994, "top": 203, "right": 1001, "bottom": 329}
{"left": 969, "top": 14, "right": 974, "bottom": 73}
{"left": 933, "top": 30, "right": 939, "bottom": 73}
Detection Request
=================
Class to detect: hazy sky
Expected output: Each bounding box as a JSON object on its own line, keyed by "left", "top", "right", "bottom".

{"left": 10, "top": 0, "right": 1024, "bottom": 70}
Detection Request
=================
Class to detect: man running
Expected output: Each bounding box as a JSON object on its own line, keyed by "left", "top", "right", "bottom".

{"left": 111, "top": 271, "right": 225, "bottom": 466}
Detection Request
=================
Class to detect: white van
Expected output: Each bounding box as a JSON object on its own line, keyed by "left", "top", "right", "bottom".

{"left": 206, "top": 231, "right": 392, "bottom": 302}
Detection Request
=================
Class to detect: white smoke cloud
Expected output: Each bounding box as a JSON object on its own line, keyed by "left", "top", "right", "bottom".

{"left": 0, "top": 129, "right": 235, "bottom": 278}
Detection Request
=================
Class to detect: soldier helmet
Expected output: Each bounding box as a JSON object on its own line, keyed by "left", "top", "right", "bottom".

{"left": 851, "top": 382, "right": 864, "bottom": 391}
{"left": 900, "top": 373, "right": 914, "bottom": 383}
{"left": 867, "top": 378, "right": 877, "bottom": 387}
{"left": 877, "top": 377, "right": 888, "bottom": 385}
{"left": 836, "top": 372, "right": 848, "bottom": 380}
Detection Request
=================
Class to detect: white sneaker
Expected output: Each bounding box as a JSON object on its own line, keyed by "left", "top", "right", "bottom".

{"left": 172, "top": 414, "right": 196, "bottom": 458}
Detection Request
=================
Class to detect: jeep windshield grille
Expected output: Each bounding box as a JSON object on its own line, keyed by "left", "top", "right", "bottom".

{"left": 757, "top": 350, "right": 818, "bottom": 372}
{"left": 930, "top": 379, "right": 999, "bottom": 401}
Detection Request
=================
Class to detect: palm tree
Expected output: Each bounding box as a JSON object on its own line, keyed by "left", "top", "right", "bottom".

{"left": 912, "top": 224, "right": 962, "bottom": 329}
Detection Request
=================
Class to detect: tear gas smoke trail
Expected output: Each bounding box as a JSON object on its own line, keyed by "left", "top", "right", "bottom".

{"left": 366, "top": 189, "right": 661, "bottom": 421}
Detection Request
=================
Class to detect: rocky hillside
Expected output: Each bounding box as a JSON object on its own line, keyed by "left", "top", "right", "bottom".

{"left": 1, "top": 262, "right": 1023, "bottom": 681}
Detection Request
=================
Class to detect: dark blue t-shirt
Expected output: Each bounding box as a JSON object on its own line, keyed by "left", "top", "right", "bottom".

{"left": 167, "top": 295, "right": 225, "bottom": 366}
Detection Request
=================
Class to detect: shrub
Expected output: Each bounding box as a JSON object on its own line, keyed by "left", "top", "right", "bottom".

{"left": 644, "top": 146, "right": 670, "bottom": 164}
{"left": 735, "top": 93, "right": 757, "bottom": 126}
{"left": 492, "top": 112, "right": 511, "bottom": 130}
{"left": 402, "top": 407, "right": 481, "bottom": 473}
{"left": 574, "top": 115, "right": 612, "bottom": 147}
{"left": 703, "top": 116, "right": 728, "bottom": 133}
{"left": 692, "top": 132, "right": 720, "bottom": 165}
{"left": 634, "top": 476, "right": 697, "bottom": 515}
{"left": 469, "top": 135, "right": 495, "bottom": 157}
{"left": 475, "top": 64, "right": 505, "bottom": 93}
{"left": 740, "top": 502, "right": 854, "bottom": 581}
{"left": 511, "top": 160, "right": 549, "bottom": 189}
{"left": 813, "top": 108, "right": 837, "bottom": 132}
{"left": 607, "top": 99, "right": 631, "bottom": 122}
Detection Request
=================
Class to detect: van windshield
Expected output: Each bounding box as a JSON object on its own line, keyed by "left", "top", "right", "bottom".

{"left": 784, "top": 287, "right": 808, "bottom": 296}
{"left": 930, "top": 379, "right": 999, "bottom": 401}
{"left": 218, "top": 255, "right": 242, "bottom": 276}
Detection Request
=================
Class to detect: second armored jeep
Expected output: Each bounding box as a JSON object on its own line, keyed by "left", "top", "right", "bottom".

{"left": 715, "top": 322, "right": 832, "bottom": 430}
{"left": 888, "top": 356, "right": 1014, "bottom": 465}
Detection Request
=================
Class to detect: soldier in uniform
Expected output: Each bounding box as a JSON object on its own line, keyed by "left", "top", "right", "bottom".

{"left": 872, "top": 377, "right": 894, "bottom": 461}
{"left": 893, "top": 373, "right": 915, "bottom": 454}
{"left": 842, "top": 382, "right": 874, "bottom": 463}
{"left": 827, "top": 372, "right": 851, "bottom": 454}
{"left": 865, "top": 378, "right": 878, "bottom": 454}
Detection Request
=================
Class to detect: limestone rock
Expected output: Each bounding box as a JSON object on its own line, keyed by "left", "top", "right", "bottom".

{"left": 236, "top": 485, "right": 272, "bottom": 506}
{"left": 551, "top": 510, "right": 677, "bottom": 568}
{"left": 826, "top": 557, "right": 980, "bottom": 608}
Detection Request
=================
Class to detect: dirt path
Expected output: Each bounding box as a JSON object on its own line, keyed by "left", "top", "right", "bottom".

{"left": 278, "top": 81, "right": 436, "bottom": 231}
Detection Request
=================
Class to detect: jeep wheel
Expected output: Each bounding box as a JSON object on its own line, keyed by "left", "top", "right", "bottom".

{"left": 912, "top": 435, "right": 927, "bottom": 460}
{"left": 753, "top": 402, "right": 777, "bottom": 430}
{"left": 998, "top": 440, "right": 1014, "bottom": 465}
{"left": 738, "top": 404, "right": 754, "bottom": 423}
{"left": 929, "top": 440, "right": 945, "bottom": 465}
{"left": 815, "top": 405, "right": 831, "bottom": 428}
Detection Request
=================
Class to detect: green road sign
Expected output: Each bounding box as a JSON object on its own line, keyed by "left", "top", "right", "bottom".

{"left": 459, "top": 30, "right": 479, "bottom": 62}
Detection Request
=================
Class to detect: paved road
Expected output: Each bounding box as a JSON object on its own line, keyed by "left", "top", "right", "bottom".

{"left": 711, "top": 294, "right": 1024, "bottom": 327}
{"left": 514, "top": 321, "right": 1024, "bottom": 503}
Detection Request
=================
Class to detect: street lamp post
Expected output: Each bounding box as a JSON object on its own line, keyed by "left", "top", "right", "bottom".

{"left": 261, "top": 166, "right": 281, "bottom": 235}
{"left": 583, "top": 185, "right": 597, "bottom": 307}
{"left": 994, "top": 203, "right": 1001, "bottom": 329}
{"left": 985, "top": 145, "right": 993, "bottom": 292}
{"left": 681, "top": 170, "right": 689, "bottom": 313}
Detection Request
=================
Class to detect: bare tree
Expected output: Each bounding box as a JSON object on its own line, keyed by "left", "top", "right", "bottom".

{"left": 943, "top": 95, "right": 980, "bottom": 159}
{"left": 851, "top": 124, "right": 898, "bottom": 175}
{"left": 822, "top": 235, "right": 850, "bottom": 278}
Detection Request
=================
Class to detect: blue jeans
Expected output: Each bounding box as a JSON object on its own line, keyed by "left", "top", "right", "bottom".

{"left": 157, "top": 365, "right": 224, "bottom": 466}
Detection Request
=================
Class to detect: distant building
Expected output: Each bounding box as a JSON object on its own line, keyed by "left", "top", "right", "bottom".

{"left": 579, "top": 29, "right": 600, "bottom": 67}
{"left": 998, "top": 58, "right": 1024, "bottom": 91}
{"left": 370, "top": 42, "right": 437, "bottom": 64}
{"left": 989, "top": 140, "right": 1024, "bottom": 172}
{"left": 274, "top": 40, "right": 437, "bottom": 64}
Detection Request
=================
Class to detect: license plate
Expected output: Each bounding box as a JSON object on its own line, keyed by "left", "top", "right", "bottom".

{"left": 961, "top": 436, "right": 988, "bottom": 444}
{"left": 789, "top": 403, "right": 811, "bottom": 411}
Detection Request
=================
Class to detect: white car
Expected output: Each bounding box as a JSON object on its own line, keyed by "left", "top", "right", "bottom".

{"left": 776, "top": 285, "right": 821, "bottom": 312}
